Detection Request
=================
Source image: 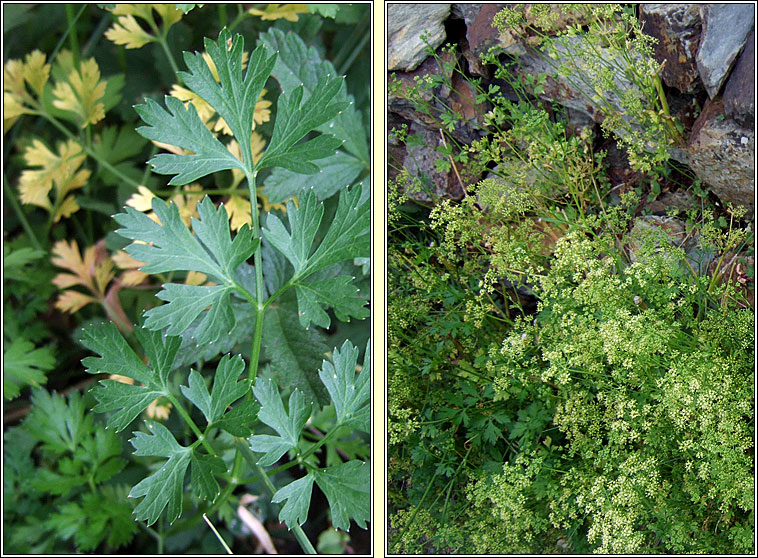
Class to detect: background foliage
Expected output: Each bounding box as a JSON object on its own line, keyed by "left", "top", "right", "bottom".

{"left": 387, "top": 5, "right": 754, "bottom": 554}
{"left": 3, "top": 4, "right": 370, "bottom": 554}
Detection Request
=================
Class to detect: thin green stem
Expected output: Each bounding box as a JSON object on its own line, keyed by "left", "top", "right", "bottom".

{"left": 244, "top": 168, "right": 266, "bottom": 387}
{"left": 3, "top": 176, "right": 44, "bottom": 250}
{"left": 217, "top": 4, "right": 227, "bottom": 27}
{"left": 164, "top": 393, "right": 217, "bottom": 455}
{"left": 40, "top": 111, "right": 143, "bottom": 191}
{"left": 337, "top": 32, "right": 369, "bottom": 77}
{"left": 298, "top": 425, "right": 342, "bottom": 463}
{"left": 64, "top": 5, "right": 83, "bottom": 67}
{"left": 253, "top": 460, "right": 316, "bottom": 554}
{"left": 156, "top": 34, "right": 182, "bottom": 82}
{"left": 390, "top": 471, "right": 439, "bottom": 550}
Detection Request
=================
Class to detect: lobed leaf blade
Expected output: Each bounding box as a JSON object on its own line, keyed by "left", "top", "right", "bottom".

{"left": 249, "top": 378, "right": 311, "bottom": 466}
{"left": 135, "top": 95, "right": 243, "bottom": 185}
{"left": 180, "top": 354, "right": 248, "bottom": 424}
{"left": 271, "top": 474, "right": 315, "bottom": 528}
{"left": 313, "top": 460, "right": 370, "bottom": 532}
{"left": 128, "top": 421, "right": 192, "bottom": 526}
{"left": 318, "top": 340, "right": 370, "bottom": 433}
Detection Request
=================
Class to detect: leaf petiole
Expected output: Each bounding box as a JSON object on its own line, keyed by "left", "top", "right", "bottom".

{"left": 164, "top": 392, "right": 217, "bottom": 456}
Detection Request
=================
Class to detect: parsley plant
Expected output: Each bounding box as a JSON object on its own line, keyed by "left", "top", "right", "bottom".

{"left": 77, "top": 28, "right": 370, "bottom": 551}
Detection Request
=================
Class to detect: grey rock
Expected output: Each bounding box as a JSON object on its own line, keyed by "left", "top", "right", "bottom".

{"left": 388, "top": 50, "right": 487, "bottom": 146}
{"left": 388, "top": 4, "right": 451, "bottom": 71}
{"left": 397, "top": 121, "right": 464, "bottom": 203}
{"left": 645, "top": 189, "right": 695, "bottom": 216}
{"left": 629, "top": 215, "right": 715, "bottom": 275}
{"left": 639, "top": 4, "right": 702, "bottom": 93}
{"left": 450, "top": 3, "right": 483, "bottom": 28}
{"left": 687, "top": 99, "right": 755, "bottom": 217}
{"left": 723, "top": 29, "right": 755, "bottom": 126}
{"left": 457, "top": 3, "right": 516, "bottom": 76}
{"left": 696, "top": 4, "right": 755, "bottom": 98}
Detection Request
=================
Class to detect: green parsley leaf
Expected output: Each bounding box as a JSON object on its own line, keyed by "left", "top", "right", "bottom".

{"left": 298, "top": 184, "right": 370, "bottom": 277}
{"left": 313, "top": 460, "right": 370, "bottom": 532}
{"left": 3, "top": 337, "right": 54, "bottom": 399}
{"left": 319, "top": 340, "right": 370, "bottom": 433}
{"left": 134, "top": 28, "right": 276, "bottom": 185}
{"left": 23, "top": 388, "right": 90, "bottom": 454}
{"left": 262, "top": 186, "right": 369, "bottom": 327}
{"left": 295, "top": 275, "right": 369, "bottom": 329}
{"left": 272, "top": 460, "right": 369, "bottom": 532}
{"left": 179, "top": 28, "right": 275, "bottom": 169}
{"left": 180, "top": 353, "right": 249, "bottom": 424}
{"left": 261, "top": 288, "right": 330, "bottom": 406}
{"left": 128, "top": 421, "right": 192, "bottom": 526}
{"left": 115, "top": 196, "right": 257, "bottom": 281}
{"left": 249, "top": 378, "right": 311, "bottom": 466}
{"left": 81, "top": 323, "right": 181, "bottom": 432}
{"left": 262, "top": 151, "right": 365, "bottom": 203}
{"left": 114, "top": 196, "right": 258, "bottom": 343}
{"left": 256, "top": 78, "right": 347, "bottom": 174}
{"left": 135, "top": 95, "right": 243, "bottom": 185}
{"left": 271, "top": 474, "right": 314, "bottom": 527}
{"left": 191, "top": 452, "right": 226, "bottom": 503}
{"left": 213, "top": 399, "right": 259, "bottom": 437}
{"left": 259, "top": 27, "right": 369, "bottom": 163}
{"left": 46, "top": 487, "right": 137, "bottom": 551}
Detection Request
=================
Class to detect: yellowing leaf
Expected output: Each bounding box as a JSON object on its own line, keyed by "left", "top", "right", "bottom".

{"left": 126, "top": 185, "right": 157, "bottom": 212}
{"left": 53, "top": 194, "right": 80, "bottom": 223}
{"left": 253, "top": 89, "right": 271, "bottom": 127}
{"left": 95, "top": 258, "right": 116, "bottom": 294}
{"left": 112, "top": 250, "right": 145, "bottom": 269}
{"left": 4, "top": 92, "right": 31, "bottom": 133}
{"left": 105, "top": 14, "right": 155, "bottom": 49}
{"left": 3, "top": 58, "right": 27, "bottom": 98}
{"left": 169, "top": 84, "right": 218, "bottom": 131}
{"left": 22, "top": 50, "right": 50, "bottom": 95}
{"left": 227, "top": 133, "right": 266, "bottom": 190}
{"left": 120, "top": 269, "right": 149, "bottom": 287}
{"left": 3, "top": 50, "right": 50, "bottom": 132}
{"left": 258, "top": 187, "right": 294, "bottom": 214}
{"left": 150, "top": 5, "right": 183, "bottom": 28}
{"left": 106, "top": 5, "right": 184, "bottom": 49}
{"left": 248, "top": 4, "right": 308, "bottom": 21}
{"left": 55, "top": 290, "right": 99, "bottom": 313}
{"left": 51, "top": 239, "right": 98, "bottom": 293}
{"left": 52, "top": 57, "right": 107, "bottom": 128}
{"left": 18, "top": 139, "right": 89, "bottom": 211}
{"left": 110, "top": 4, "right": 154, "bottom": 19}
{"left": 146, "top": 398, "right": 173, "bottom": 420}
{"left": 224, "top": 195, "right": 252, "bottom": 232}
{"left": 175, "top": 184, "right": 204, "bottom": 226}
{"left": 185, "top": 270, "right": 209, "bottom": 286}
{"left": 127, "top": 184, "right": 204, "bottom": 227}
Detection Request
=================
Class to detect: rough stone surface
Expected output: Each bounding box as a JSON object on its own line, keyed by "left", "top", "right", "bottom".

{"left": 388, "top": 53, "right": 453, "bottom": 128}
{"left": 687, "top": 99, "right": 755, "bottom": 216}
{"left": 388, "top": 4, "right": 452, "bottom": 71}
{"left": 645, "top": 189, "right": 696, "bottom": 216}
{"left": 397, "top": 121, "right": 465, "bottom": 203}
{"left": 639, "top": 4, "right": 702, "bottom": 93}
{"left": 388, "top": 50, "right": 487, "bottom": 146}
{"left": 723, "top": 29, "right": 755, "bottom": 126}
{"left": 696, "top": 4, "right": 755, "bottom": 98}
{"left": 629, "top": 215, "right": 716, "bottom": 275}
{"left": 458, "top": 3, "right": 514, "bottom": 76}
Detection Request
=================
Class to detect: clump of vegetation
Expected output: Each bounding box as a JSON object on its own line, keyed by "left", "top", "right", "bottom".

{"left": 388, "top": 4, "right": 753, "bottom": 554}
{"left": 4, "top": 4, "right": 370, "bottom": 554}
